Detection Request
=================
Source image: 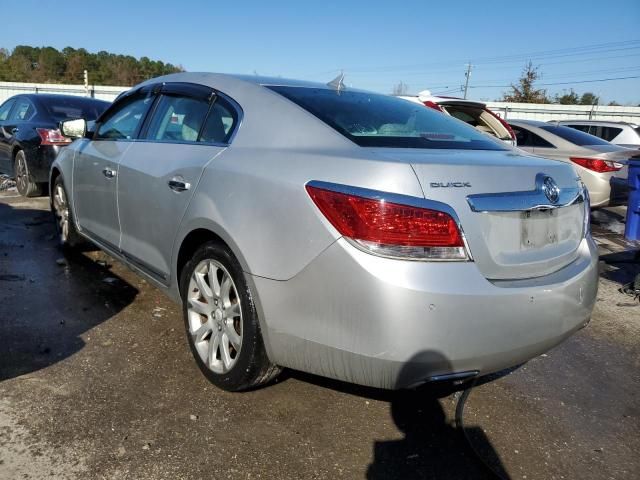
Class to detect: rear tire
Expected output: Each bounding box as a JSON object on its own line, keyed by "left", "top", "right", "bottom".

{"left": 180, "top": 241, "right": 281, "bottom": 391}
{"left": 14, "top": 150, "right": 42, "bottom": 197}
{"left": 51, "top": 176, "right": 84, "bottom": 249}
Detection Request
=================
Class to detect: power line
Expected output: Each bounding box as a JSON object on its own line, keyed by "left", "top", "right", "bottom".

{"left": 336, "top": 40, "right": 640, "bottom": 74}
{"left": 469, "top": 75, "right": 640, "bottom": 89}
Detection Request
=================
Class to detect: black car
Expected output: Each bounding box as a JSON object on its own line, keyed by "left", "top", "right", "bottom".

{"left": 0, "top": 94, "right": 110, "bottom": 196}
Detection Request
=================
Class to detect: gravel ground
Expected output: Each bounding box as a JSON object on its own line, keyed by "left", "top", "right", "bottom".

{"left": 0, "top": 191, "right": 638, "bottom": 480}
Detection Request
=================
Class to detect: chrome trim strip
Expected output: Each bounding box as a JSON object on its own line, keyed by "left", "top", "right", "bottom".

{"left": 306, "top": 180, "right": 474, "bottom": 261}
{"left": 466, "top": 173, "right": 584, "bottom": 212}
{"left": 426, "top": 370, "right": 479, "bottom": 383}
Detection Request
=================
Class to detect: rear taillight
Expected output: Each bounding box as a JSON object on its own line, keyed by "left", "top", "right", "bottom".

{"left": 36, "top": 128, "right": 72, "bottom": 146}
{"left": 570, "top": 157, "right": 622, "bottom": 173}
{"left": 485, "top": 108, "right": 516, "bottom": 142}
{"left": 306, "top": 184, "right": 468, "bottom": 261}
{"left": 422, "top": 101, "right": 445, "bottom": 113}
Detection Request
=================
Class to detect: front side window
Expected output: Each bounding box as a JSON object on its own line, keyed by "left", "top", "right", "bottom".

{"left": 10, "top": 99, "right": 35, "bottom": 121}
{"left": 0, "top": 99, "right": 15, "bottom": 121}
{"left": 145, "top": 95, "right": 210, "bottom": 142}
{"left": 96, "top": 95, "right": 154, "bottom": 140}
{"left": 267, "top": 86, "right": 506, "bottom": 150}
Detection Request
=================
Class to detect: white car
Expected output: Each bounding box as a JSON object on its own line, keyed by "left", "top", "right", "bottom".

{"left": 554, "top": 120, "right": 640, "bottom": 149}
{"left": 398, "top": 90, "right": 517, "bottom": 146}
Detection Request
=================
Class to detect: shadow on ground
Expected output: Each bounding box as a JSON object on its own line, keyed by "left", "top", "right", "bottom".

{"left": 287, "top": 352, "right": 511, "bottom": 480}
{"left": 0, "top": 201, "right": 138, "bottom": 381}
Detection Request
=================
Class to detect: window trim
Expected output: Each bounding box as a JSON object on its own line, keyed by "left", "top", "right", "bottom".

{"left": 136, "top": 83, "right": 243, "bottom": 147}
{"left": 9, "top": 97, "right": 37, "bottom": 122}
{"left": 0, "top": 98, "right": 17, "bottom": 122}
{"left": 92, "top": 85, "right": 159, "bottom": 142}
{"left": 512, "top": 125, "right": 557, "bottom": 149}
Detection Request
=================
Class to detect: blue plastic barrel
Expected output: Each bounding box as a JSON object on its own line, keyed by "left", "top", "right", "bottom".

{"left": 625, "top": 158, "right": 640, "bottom": 241}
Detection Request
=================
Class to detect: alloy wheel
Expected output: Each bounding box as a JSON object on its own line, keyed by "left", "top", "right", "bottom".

{"left": 15, "top": 154, "right": 28, "bottom": 194}
{"left": 52, "top": 183, "right": 69, "bottom": 243}
{"left": 187, "top": 259, "right": 243, "bottom": 374}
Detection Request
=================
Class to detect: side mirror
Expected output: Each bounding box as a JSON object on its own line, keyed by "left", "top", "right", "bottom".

{"left": 60, "top": 118, "right": 87, "bottom": 139}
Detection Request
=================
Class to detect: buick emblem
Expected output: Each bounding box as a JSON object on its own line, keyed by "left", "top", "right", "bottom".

{"left": 542, "top": 176, "right": 560, "bottom": 204}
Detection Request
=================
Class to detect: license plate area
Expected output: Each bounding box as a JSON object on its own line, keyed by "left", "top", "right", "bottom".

{"left": 520, "top": 209, "right": 559, "bottom": 249}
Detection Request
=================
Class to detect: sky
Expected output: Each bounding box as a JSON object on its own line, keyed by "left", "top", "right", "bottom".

{"left": 3, "top": 0, "right": 640, "bottom": 104}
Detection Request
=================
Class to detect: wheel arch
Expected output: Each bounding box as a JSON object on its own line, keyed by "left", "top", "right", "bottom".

{"left": 174, "top": 223, "right": 251, "bottom": 300}
{"left": 173, "top": 223, "right": 276, "bottom": 364}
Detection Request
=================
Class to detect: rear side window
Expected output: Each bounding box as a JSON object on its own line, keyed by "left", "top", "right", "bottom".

{"left": 599, "top": 126, "right": 623, "bottom": 142}
{"left": 96, "top": 95, "right": 154, "bottom": 140}
{"left": 565, "top": 124, "right": 593, "bottom": 134}
{"left": 10, "top": 99, "right": 35, "bottom": 121}
{"left": 146, "top": 95, "right": 210, "bottom": 142}
{"left": 199, "top": 98, "right": 238, "bottom": 144}
{"left": 0, "top": 99, "right": 15, "bottom": 121}
{"left": 540, "top": 125, "right": 610, "bottom": 146}
{"left": 267, "top": 86, "right": 506, "bottom": 150}
{"left": 43, "top": 97, "right": 109, "bottom": 122}
{"left": 512, "top": 126, "right": 555, "bottom": 148}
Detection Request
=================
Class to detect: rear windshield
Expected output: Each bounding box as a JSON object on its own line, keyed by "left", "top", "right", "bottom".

{"left": 42, "top": 97, "right": 110, "bottom": 122}
{"left": 540, "top": 125, "right": 611, "bottom": 146}
{"left": 267, "top": 86, "right": 507, "bottom": 150}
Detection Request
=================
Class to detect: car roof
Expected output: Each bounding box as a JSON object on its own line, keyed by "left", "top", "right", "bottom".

{"left": 555, "top": 119, "right": 637, "bottom": 127}
{"left": 17, "top": 93, "right": 109, "bottom": 104}
{"left": 136, "top": 72, "right": 372, "bottom": 94}
{"left": 508, "top": 119, "right": 548, "bottom": 127}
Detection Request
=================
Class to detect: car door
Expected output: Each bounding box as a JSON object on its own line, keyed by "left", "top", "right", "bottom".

{"left": 73, "top": 87, "right": 156, "bottom": 250}
{"left": 0, "top": 98, "right": 17, "bottom": 172}
{"left": 117, "top": 84, "right": 239, "bottom": 282}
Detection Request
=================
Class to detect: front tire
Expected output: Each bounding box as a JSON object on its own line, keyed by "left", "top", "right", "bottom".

{"left": 51, "top": 176, "right": 83, "bottom": 249}
{"left": 180, "top": 242, "right": 280, "bottom": 391}
{"left": 14, "top": 150, "right": 42, "bottom": 197}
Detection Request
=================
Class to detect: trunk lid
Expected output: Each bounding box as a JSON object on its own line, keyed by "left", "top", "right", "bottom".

{"left": 372, "top": 148, "right": 587, "bottom": 280}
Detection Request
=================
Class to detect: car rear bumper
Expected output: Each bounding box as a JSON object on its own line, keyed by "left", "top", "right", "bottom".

{"left": 26, "top": 145, "right": 62, "bottom": 183}
{"left": 253, "top": 236, "right": 598, "bottom": 390}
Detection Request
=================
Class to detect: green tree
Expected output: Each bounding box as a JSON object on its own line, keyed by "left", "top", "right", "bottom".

{"left": 0, "top": 45, "right": 183, "bottom": 85}
{"left": 579, "top": 92, "right": 599, "bottom": 105}
{"left": 502, "top": 61, "right": 549, "bottom": 103}
{"left": 554, "top": 89, "right": 579, "bottom": 105}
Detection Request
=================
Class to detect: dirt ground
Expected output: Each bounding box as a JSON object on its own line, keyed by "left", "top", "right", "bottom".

{"left": 1, "top": 190, "right": 638, "bottom": 480}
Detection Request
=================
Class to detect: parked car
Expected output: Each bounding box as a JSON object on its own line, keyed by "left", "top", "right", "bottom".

{"left": 0, "top": 94, "right": 110, "bottom": 197}
{"left": 398, "top": 90, "right": 517, "bottom": 145}
{"left": 508, "top": 120, "right": 632, "bottom": 207}
{"left": 51, "top": 73, "right": 597, "bottom": 392}
{"left": 554, "top": 120, "right": 640, "bottom": 149}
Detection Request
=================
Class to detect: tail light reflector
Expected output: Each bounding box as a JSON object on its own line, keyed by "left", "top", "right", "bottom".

{"left": 36, "top": 128, "right": 72, "bottom": 146}
{"left": 306, "top": 184, "right": 468, "bottom": 261}
{"left": 570, "top": 157, "right": 622, "bottom": 173}
{"left": 423, "top": 100, "right": 445, "bottom": 112}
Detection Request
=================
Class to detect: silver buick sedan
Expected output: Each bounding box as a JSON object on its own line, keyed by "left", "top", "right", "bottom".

{"left": 51, "top": 73, "right": 598, "bottom": 391}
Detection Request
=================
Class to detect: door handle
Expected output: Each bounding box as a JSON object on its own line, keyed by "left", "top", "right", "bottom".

{"left": 102, "top": 167, "right": 116, "bottom": 179}
{"left": 168, "top": 176, "right": 191, "bottom": 192}
{"left": 10, "top": 127, "right": 18, "bottom": 135}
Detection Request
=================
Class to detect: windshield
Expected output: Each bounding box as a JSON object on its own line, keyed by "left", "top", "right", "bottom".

{"left": 267, "top": 86, "right": 507, "bottom": 150}
{"left": 43, "top": 97, "right": 109, "bottom": 122}
{"left": 540, "top": 125, "right": 611, "bottom": 146}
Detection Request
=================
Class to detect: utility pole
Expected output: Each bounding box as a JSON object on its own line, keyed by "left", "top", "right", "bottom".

{"left": 463, "top": 63, "right": 472, "bottom": 99}
{"left": 83, "top": 70, "right": 89, "bottom": 97}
